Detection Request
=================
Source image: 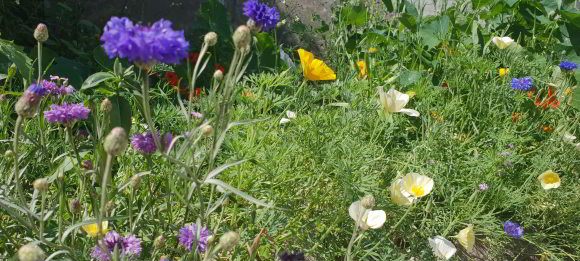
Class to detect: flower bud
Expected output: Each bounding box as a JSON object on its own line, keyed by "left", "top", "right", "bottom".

{"left": 233, "top": 25, "right": 251, "bottom": 50}
{"left": 277, "top": 19, "right": 286, "bottom": 28}
{"left": 361, "top": 195, "right": 375, "bottom": 209}
{"left": 4, "top": 150, "right": 14, "bottom": 159}
{"left": 82, "top": 160, "right": 93, "bottom": 170}
{"left": 131, "top": 175, "right": 141, "bottom": 190}
{"left": 202, "top": 125, "right": 214, "bottom": 136}
{"left": 33, "top": 23, "right": 49, "bottom": 42}
{"left": 69, "top": 199, "right": 82, "bottom": 214}
{"left": 106, "top": 200, "right": 115, "bottom": 211}
{"left": 154, "top": 235, "right": 165, "bottom": 248}
{"left": 213, "top": 70, "right": 224, "bottom": 81}
{"left": 33, "top": 178, "right": 49, "bottom": 193}
{"left": 219, "top": 231, "right": 239, "bottom": 249}
{"left": 18, "top": 244, "right": 46, "bottom": 261}
{"left": 104, "top": 127, "right": 128, "bottom": 156}
{"left": 15, "top": 93, "right": 42, "bottom": 118}
{"left": 101, "top": 98, "right": 112, "bottom": 113}
{"left": 204, "top": 32, "right": 218, "bottom": 46}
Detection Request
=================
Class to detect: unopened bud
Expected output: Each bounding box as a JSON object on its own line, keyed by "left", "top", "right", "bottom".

{"left": 361, "top": 195, "right": 375, "bottom": 209}
{"left": 154, "top": 235, "right": 165, "bottom": 248}
{"left": 33, "top": 23, "right": 49, "bottom": 42}
{"left": 277, "top": 19, "right": 286, "bottom": 28}
{"left": 219, "top": 231, "right": 239, "bottom": 249}
{"left": 33, "top": 178, "right": 49, "bottom": 193}
{"left": 104, "top": 127, "right": 128, "bottom": 156}
{"left": 15, "top": 93, "right": 42, "bottom": 118}
{"left": 106, "top": 201, "right": 115, "bottom": 211}
{"left": 0, "top": 94, "right": 7, "bottom": 102}
{"left": 18, "top": 244, "right": 46, "bottom": 261}
{"left": 131, "top": 175, "right": 141, "bottom": 190}
{"left": 100, "top": 98, "right": 112, "bottom": 113}
{"left": 233, "top": 25, "right": 251, "bottom": 50}
{"left": 69, "top": 199, "right": 82, "bottom": 214}
{"left": 4, "top": 150, "right": 14, "bottom": 159}
{"left": 204, "top": 32, "right": 218, "bottom": 46}
{"left": 82, "top": 160, "right": 93, "bottom": 170}
{"left": 213, "top": 70, "right": 224, "bottom": 81}
{"left": 202, "top": 125, "right": 214, "bottom": 136}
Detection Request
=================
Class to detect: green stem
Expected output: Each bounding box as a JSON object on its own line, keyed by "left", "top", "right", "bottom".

{"left": 12, "top": 116, "right": 26, "bottom": 205}
{"left": 345, "top": 225, "right": 359, "bottom": 261}
{"left": 58, "top": 175, "right": 65, "bottom": 243}
{"left": 141, "top": 73, "right": 163, "bottom": 153}
{"left": 385, "top": 205, "right": 414, "bottom": 238}
{"left": 37, "top": 42, "right": 43, "bottom": 84}
{"left": 39, "top": 191, "right": 46, "bottom": 241}
{"left": 129, "top": 187, "right": 134, "bottom": 232}
{"left": 66, "top": 127, "right": 84, "bottom": 200}
{"left": 98, "top": 154, "right": 113, "bottom": 237}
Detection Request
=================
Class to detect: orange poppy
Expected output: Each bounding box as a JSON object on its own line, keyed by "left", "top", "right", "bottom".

{"left": 535, "top": 88, "right": 560, "bottom": 109}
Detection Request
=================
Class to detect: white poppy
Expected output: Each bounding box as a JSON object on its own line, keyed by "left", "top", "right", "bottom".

{"left": 428, "top": 236, "right": 457, "bottom": 260}
{"left": 402, "top": 173, "right": 434, "bottom": 198}
{"left": 363, "top": 210, "right": 386, "bottom": 229}
{"left": 390, "top": 178, "right": 415, "bottom": 206}
{"left": 280, "top": 110, "right": 297, "bottom": 125}
{"left": 377, "top": 87, "right": 420, "bottom": 117}
{"left": 563, "top": 132, "right": 577, "bottom": 143}
{"left": 537, "top": 170, "right": 561, "bottom": 190}
{"left": 348, "top": 200, "right": 368, "bottom": 224}
{"left": 492, "top": 36, "right": 514, "bottom": 49}
{"left": 456, "top": 224, "right": 475, "bottom": 253}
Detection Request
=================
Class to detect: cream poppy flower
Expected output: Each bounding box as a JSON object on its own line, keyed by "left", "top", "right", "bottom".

{"left": 428, "top": 236, "right": 457, "bottom": 260}
{"left": 562, "top": 132, "right": 576, "bottom": 143}
{"left": 377, "top": 87, "right": 420, "bottom": 117}
{"left": 348, "top": 201, "right": 386, "bottom": 230}
{"left": 492, "top": 36, "right": 514, "bottom": 49}
{"left": 390, "top": 178, "right": 415, "bottom": 206}
{"left": 456, "top": 224, "right": 475, "bottom": 253}
{"left": 82, "top": 221, "right": 108, "bottom": 237}
{"left": 280, "top": 110, "right": 297, "bottom": 125}
{"left": 537, "top": 170, "right": 561, "bottom": 190}
{"left": 402, "top": 173, "right": 434, "bottom": 198}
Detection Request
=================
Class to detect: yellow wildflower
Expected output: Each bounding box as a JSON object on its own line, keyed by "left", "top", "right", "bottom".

{"left": 297, "top": 49, "right": 336, "bottom": 81}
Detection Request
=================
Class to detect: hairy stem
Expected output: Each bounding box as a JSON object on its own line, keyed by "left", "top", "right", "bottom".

{"left": 98, "top": 154, "right": 113, "bottom": 236}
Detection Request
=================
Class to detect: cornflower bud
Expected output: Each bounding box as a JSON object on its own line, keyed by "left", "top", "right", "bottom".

{"left": 219, "top": 231, "right": 240, "bottom": 249}
{"left": 202, "top": 125, "right": 214, "bottom": 136}
{"left": 204, "top": 32, "right": 218, "bottom": 46}
{"left": 69, "top": 199, "right": 82, "bottom": 214}
{"left": 104, "top": 127, "right": 128, "bottom": 156}
{"left": 82, "top": 160, "right": 93, "bottom": 170}
{"left": 131, "top": 175, "right": 141, "bottom": 190}
{"left": 101, "top": 98, "right": 112, "bottom": 113}
{"left": 33, "top": 23, "right": 49, "bottom": 42}
{"left": 0, "top": 94, "right": 7, "bottom": 102}
{"left": 213, "top": 70, "right": 224, "bottom": 81}
{"left": 233, "top": 25, "right": 251, "bottom": 50}
{"left": 33, "top": 178, "right": 49, "bottom": 193}
{"left": 154, "top": 235, "right": 165, "bottom": 248}
{"left": 361, "top": 195, "right": 375, "bottom": 209}
{"left": 18, "top": 244, "right": 46, "bottom": 261}
{"left": 15, "top": 92, "right": 42, "bottom": 118}
{"left": 4, "top": 150, "right": 14, "bottom": 159}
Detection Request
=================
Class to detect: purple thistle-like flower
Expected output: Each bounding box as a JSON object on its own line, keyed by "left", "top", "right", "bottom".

{"left": 178, "top": 224, "right": 211, "bottom": 252}
{"left": 478, "top": 183, "right": 489, "bottom": 191}
{"left": 243, "top": 0, "right": 280, "bottom": 31}
{"left": 191, "top": 111, "right": 204, "bottom": 119}
{"left": 41, "top": 80, "right": 75, "bottom": 96}
{"left": 279, "top": 251, "right": 306, "bottom": 261}
{"left": 559, "top": 61, "right": 578, "bottom": 71}
{"left": 27, "top": 83, "right": 48, "bottom": 97}
{"left": 503, "top": 221, "right": 524, "bottom": 238}
{"left": 91, "top": 231, "right": 141, "bottom": 261}
{"left": 163, "top": 132, "right": 173, "bottom": 152}
{"left": 100, "top": 17, "right": 189, "bottom": 65}
{"left": 131, "top": 132, "right": 157, "bottom": 154}
{"left": 511, "top": 77, "right": 533, "bottom": 91}
{"left": 44, "top": 103, "right": 90, "bottom": 124}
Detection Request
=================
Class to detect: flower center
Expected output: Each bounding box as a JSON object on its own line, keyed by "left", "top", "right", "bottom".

{"left": 411, "top": 186, "right": 424, "bottom": 197}
{"left": 544, "top": 176, "right": 559, "bottom": 184}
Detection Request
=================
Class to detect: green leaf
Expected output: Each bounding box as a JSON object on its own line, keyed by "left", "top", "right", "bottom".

{"left": 341, "top": 4, "right": 367, "bottom": 26}
{"left": 398, "top": 70, "right": 422, "bottom": 87}
{"left": 403, "top": 0, "right": 419, "bottom": 17}
{"left": 564, "top": 23, "right": 580, "bottom": 56}
{"left": 504, "top": 0, "right": 518, "bottom": 7}
{"left": 382, "top": 0, "right": 394, "bottom": 12}
{"left": 93, "top": 46, "right": 114, "bottom": 70}
{"left": 418, "top": 16, "right": 451, "bottom": 49}
{"left": 47, "top": 57, "right": 91, "bottom": 88}
{"left": 81, "top": 72, "right": 115, "bottom": 90}
{"left": 204, "top": 159, "right": 250, "bottom": 181}
{"left": 561, "top": 9, "right": 580, "bottom": 27}
{"left": 570, "top": 88, "right": 580, "bottom": 111}
{"left": 108, "top": 95, "right": 132, "bottom": 134}
{"left": 0, "top": 39, "right": 33, "bottom": 85}
{"left": 399, "top": 13, "right": 418, "bottom": 32}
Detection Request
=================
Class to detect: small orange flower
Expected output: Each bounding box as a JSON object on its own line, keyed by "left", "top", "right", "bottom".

{"left": 511, "top": 112, "right": 523, "bottom": 122}
{"left": 564, "top": 88, "right": 572, "bottom": 96}
{"left": 356, "top": 60, "right": 367, "bottom": 79}
{"left": 242, "top": 89, "right": 256, "bottom": 99}
{"left": 542, "top": 126, "right": 553, "bottom": 132}
{"left": 536, "top": 88, "right": 560, "bottom": 109}
{"left": 527, "top": 87, "right": 537, "bottom": 99}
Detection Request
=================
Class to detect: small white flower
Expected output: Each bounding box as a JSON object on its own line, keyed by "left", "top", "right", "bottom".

{"left": 563, "top": 132, "right": 577, "bottom": 143}
{"left": 492, "top": 36, "right": 514, "bottom": 49}
{"left": 348, "top": 200, "right": 386, "bottom": 230}
{"left": 280, "top": 118, "right": 291, "bottom": 124}
{"left": 280, "top": 110, "right": 296, "bottom": 125}
{"left": 377, "top": 87, "right": 420, "bottom": 117}
{"left": 428, "top": 236, "right": 457, "bottom": 260}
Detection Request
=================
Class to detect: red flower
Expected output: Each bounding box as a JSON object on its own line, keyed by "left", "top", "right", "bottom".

{"left": 440, "top": 82, "right": 448, "bottom": 88}
{"left": 535, "top": 88, "right": 560, "bottom": 109}
{"left": 215, "top": 64, "right": 225, "bottom": 73}
{"left": 165, "top": 72, "right": 181, "bottom": 87}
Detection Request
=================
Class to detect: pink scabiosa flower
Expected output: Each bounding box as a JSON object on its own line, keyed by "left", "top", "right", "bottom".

{"left": 44, "top": 103, "right": 90, "bottom": 125}
{"left": 91, "top": 231, "right": 141, "bottom": 261}
{"left": 179, "top": 224, "right": 211, "bottom": 252}
{"left": 191, "top": 111, "right": 204, "bottom": 119}
{"left": 131, "top": 132, "right": 157, "bottom": 154}
{"left": 478, "top": 184, "right": 489, "bottom": 191}
{"left": 100, "top": 17, "right": 189, "bottom": 65}
{"left": 40, "top": 79, "right": 75, "bottom": 96}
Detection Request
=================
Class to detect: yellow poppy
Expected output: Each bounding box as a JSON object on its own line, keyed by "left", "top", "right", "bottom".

{"left": 297, "top": 49, "right": 336, "bottom": 81}
{"left": 368, "top": 47, "right": 378, "bottom": 53}
{"left": 82, "top": 221, "right": 108, "bottom": 237}
{"left": 357, "top": 60, "right": 366, "bottom": 79}
{"left": 537, "top": 170, "right": 560, "bottom": 190}
{"left": 456, "top": 224, "right": 475, "bottom": 253}
{"left": 499, "top": 68, "right": 509, "bottom": 77}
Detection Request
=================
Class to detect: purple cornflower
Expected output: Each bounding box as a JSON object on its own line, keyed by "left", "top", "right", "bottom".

{"left": 178, "top": 224, "right": 211, "bottom": 252}
{"left": 559, "top": 61, "right": 577, "bottom": 71}
{"left": 100, "top": 17, "right": 189, "bottom": 65}
{"left": 131, "top": 132, "right": 157, "bottom": 154}
{"left": 191, "top": 111, "right": 203, "bottom": 119}
{"left": 243, "top": 0, "right": 280, "bottom": 31}
{"left": 27, "top": 83, "right": 48, "bottom": 97}
{"left": 44, "top": 103, "right": 90, "bottom": 125}
{"left": 41, "top": 80, "right": 75, "bottom": 96}
{"left": 503, "top": 221, "right": 524, "bottom": 238}
{"left": 279, "top": 251, "right": 306, "bottom": 261}
{"left": 478, "top": 183, "right": 489, "bottom": 191}
{"left": 91, "top": 231, "right": 141, "bottom": 261}
{"left": 163, "top": 132, "right": 173, "bottom": 152}
{"left": 511, "top": 77, "right": 533, "bottom": 91}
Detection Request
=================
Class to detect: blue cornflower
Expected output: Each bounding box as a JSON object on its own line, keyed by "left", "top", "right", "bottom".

{"left": 511, "top": 77, "right": 533, "bottom": 91}
{"left": 503, "top": 221, "right": 524, "bottom": 238}
{"left": 91, "top": 231, "right": 141, "bottom": 261}
{"left": 27, "top": 83, "right": 48, "bottom": 96}
{"left": 100, "top": 17, "right": 189, "bottom": 65}
{"left": 243, "top": 0, "right": 280, "bottom": 31}
{"left": 559, "top": 61, "right": 577, "bottom": 71}
{"left": 178, "top": 224, "right": 211, "bottom": 252}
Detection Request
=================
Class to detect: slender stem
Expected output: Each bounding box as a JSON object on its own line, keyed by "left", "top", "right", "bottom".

{"left": 66, "top": 127, "right": 84, "bottom": 200}
{"left": 58, "top": 175, "right": 65, "bottom": 242}
{"left": 141, "top": 73, "right": 162, "bottom": 153}
{"left": 385, "top": 205, "right": 414, "bottom": 238}
{"left": 12, "top": 116, "right": 26, "bottom": 205}
{"left": 39, "top": 191, "right": 46, "bottom": 241}
{"left": 129, "top": 187, "right": 134, "bottom": 232}
{"left": 98, "top": 154, "right": 114, "bottom": 236}
{"left": 37, "top": 42, "right": 43, "bottom": 84}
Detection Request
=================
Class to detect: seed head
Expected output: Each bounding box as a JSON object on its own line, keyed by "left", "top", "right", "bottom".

{"left": 18, "top": 244, "right": 46, "bottom": 261}
{"left": 154, "top": 235, "right": 165, "bottom": 248}
{"left": 69, "top": 199, "right": 82, "bottom": 214}
{"left": 361, "top": 195, "right": 375, "bottom": 209}
{"left": 202, "top": 125, "right": 214, "bottom": 136}
{"left": 33, "top": 23, "right": 49, "bottom": 42}
{"left": 101, "top": 98, "right": 112, "bottom": 113}
{"left": 213, "top": 70, "right": 224, "bottom": 81}
{"left": 233, "top": 25, "right": 251, "bottom": 50}
{"left": 219, "top": 231, "right": 239, "bottom": 249}
{"left": 131, "top": 175, "right": 141, "bottom": 190}
{"left": 104, "top": 127, "right": 128, "bottom": 156}
{"left": 33, "top": 178, "right": 49, "bottom": 193}
{"left": 15, "top": 93, "right": 41, "bottom": 118}
{"left": 204, "top": 32, "right": 218, "bottom": 46}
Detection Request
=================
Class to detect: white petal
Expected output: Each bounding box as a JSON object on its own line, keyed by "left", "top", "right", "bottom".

{"left": 390, "top": 179, "right": 414, "bottom": 206}
{"left": 286, "top": 110, "right": 297, "bottom": 119}
{"left": 386, "top": 89, "right": 409, "bottom": 112}
{"left": 428, "top": 236, "right": 457, "bottom": 260}
{"left": 364, "top": 210, "right": 386, "bottom": 229}
{"left": 280, "top": 118, "right": 291, "bottom": 124}
{"left": 563, "top": 132, "right": 576, "bottom": 143}
{"left": 399, "top": 108, "right": 420, "bottom": 117}
{"left": 348, "top": 201, "right": 366, "bottom": 223}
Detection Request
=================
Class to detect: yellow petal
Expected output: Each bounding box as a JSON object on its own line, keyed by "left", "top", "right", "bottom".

{"left": 297, "top": 48, "right": 336, "bottom": 81}
{"left": 82, "top": 221, "right": 108, "bottom": 237}
{"left": 537, "top": 170, "right": 561, "bottom": 190}
{"left": 297, "top": 48, "right": 314, "bottom": 78}
{"left": 457, "top": 224, "right": 475, "bottom": 253}
{"left": 357, "top": 60, "right": 366, "bottom": 78}
{"left": 390, "top": 178, "right": 414, "bottom": 206}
